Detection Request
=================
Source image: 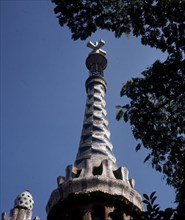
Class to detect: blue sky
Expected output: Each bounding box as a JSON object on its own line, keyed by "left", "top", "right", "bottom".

{"left": 1, "top": 1, "right": 176, "bottom": 219}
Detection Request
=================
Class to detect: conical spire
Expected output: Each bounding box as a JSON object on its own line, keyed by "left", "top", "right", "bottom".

{"left": 46, "top": 41, "right": 143, "bottom": 219}
{"left": 75, "top": 40, "right": 116, "bottom": 167}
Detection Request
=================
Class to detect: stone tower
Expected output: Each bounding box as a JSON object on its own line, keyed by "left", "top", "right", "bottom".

{"left": 46, "top": 40, "right": 143, "bottom": 220}
{"left": 2, "top": 191, "right": 39, "bottom": 220}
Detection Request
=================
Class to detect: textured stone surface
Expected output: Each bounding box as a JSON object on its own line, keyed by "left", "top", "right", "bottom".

{"left": 75, "top": 81, "right": 116, "bottom": 167}
{"left": 46, "top": 159, "right": 143, "bottom": 214}
{"left": 1, "top": 191, "right": 39, "bottom": 220}
{"left": 46, "top": 41, "right": 143, "bottom": 218}
{"left": 14, "top": 191, "right": 34, "bottom": 210}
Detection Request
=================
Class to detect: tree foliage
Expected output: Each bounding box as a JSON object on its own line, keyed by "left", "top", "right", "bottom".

{"left": 116, "top": 56, "right": 185, "bottom": 191}
{"left": 51, "top": 0, "right": 185, "bottom": 217}
{"left": 142, "top": 192, "right": 176, "bottom": 220}
{"left": 52, "top": 0, "right": 184, "bottom": 54}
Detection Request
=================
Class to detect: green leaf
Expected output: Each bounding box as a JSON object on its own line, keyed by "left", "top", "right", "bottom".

{"left": 153, "top": 204, "right": 159, "bottom": 210}
{"left": 115, "top": 105, "right": 122, "bottom": 109}
{"left": 143, "top": 199, "right": 150, "bottom": 205}
{"left": 144, "top": 154, "right": 151, "bottom": 163}
{"left": 150, "top": 191, "right": 156, "bottom": 200}
{"left": 123, "top": 111, "right": 128, "bottom": 122}
{"left": 151, "top": 196, "right": 157, "bottom": 205}
{"left": 143, "top": 193, "right": 150, "bottom": 200}
{"left": 135, "top": 143, "right": 141, "bottom": 151}
{"left": 156, "top": 164, "right": 162, "bottom": 172}
{"left": 116, "top": 109, "right": 123, "bottom": 121}
{"left": 120, "top": 86, "right": 126, "bottom": 97}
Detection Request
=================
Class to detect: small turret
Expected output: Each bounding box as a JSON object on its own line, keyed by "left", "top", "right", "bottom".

{"left": 2, "top": 191, "right": 39, "bottom": 220}
{"left": 14, "top": 191, "right": 34, "bottom": 210}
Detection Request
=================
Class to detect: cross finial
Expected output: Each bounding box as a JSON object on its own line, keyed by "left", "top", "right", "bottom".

{"left": 87, "top": 40, "right": 106, "bottom": 56}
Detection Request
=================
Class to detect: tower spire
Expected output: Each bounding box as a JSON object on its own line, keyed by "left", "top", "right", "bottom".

{"left": 75, "top": 40, "right": 116, "bottom": 167}
{"left": 46, "top": 40, "right": 143, "bottom": 220}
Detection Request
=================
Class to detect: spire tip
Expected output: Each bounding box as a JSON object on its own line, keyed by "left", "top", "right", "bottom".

{"left": 87, "top": 39, "right": 106, "bottom": 56}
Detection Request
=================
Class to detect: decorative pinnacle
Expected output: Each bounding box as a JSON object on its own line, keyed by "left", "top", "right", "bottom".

{"left": 14, "top": 191, "right": 34, "bottom": 210}
{"left": 87, "top": 40, "right": 106, "bottom": 56}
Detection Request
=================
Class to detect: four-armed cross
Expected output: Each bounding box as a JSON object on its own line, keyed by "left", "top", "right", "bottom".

{"left": 87, "top": 40, "right": 106, "bottom": 56}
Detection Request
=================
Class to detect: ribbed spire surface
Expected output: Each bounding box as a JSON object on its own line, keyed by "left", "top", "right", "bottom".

{"left": 46, "top": 41, "right": 143, "bottom": 218}
{"left": 75, "top": 40, "right": 116, "bottom": 167}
